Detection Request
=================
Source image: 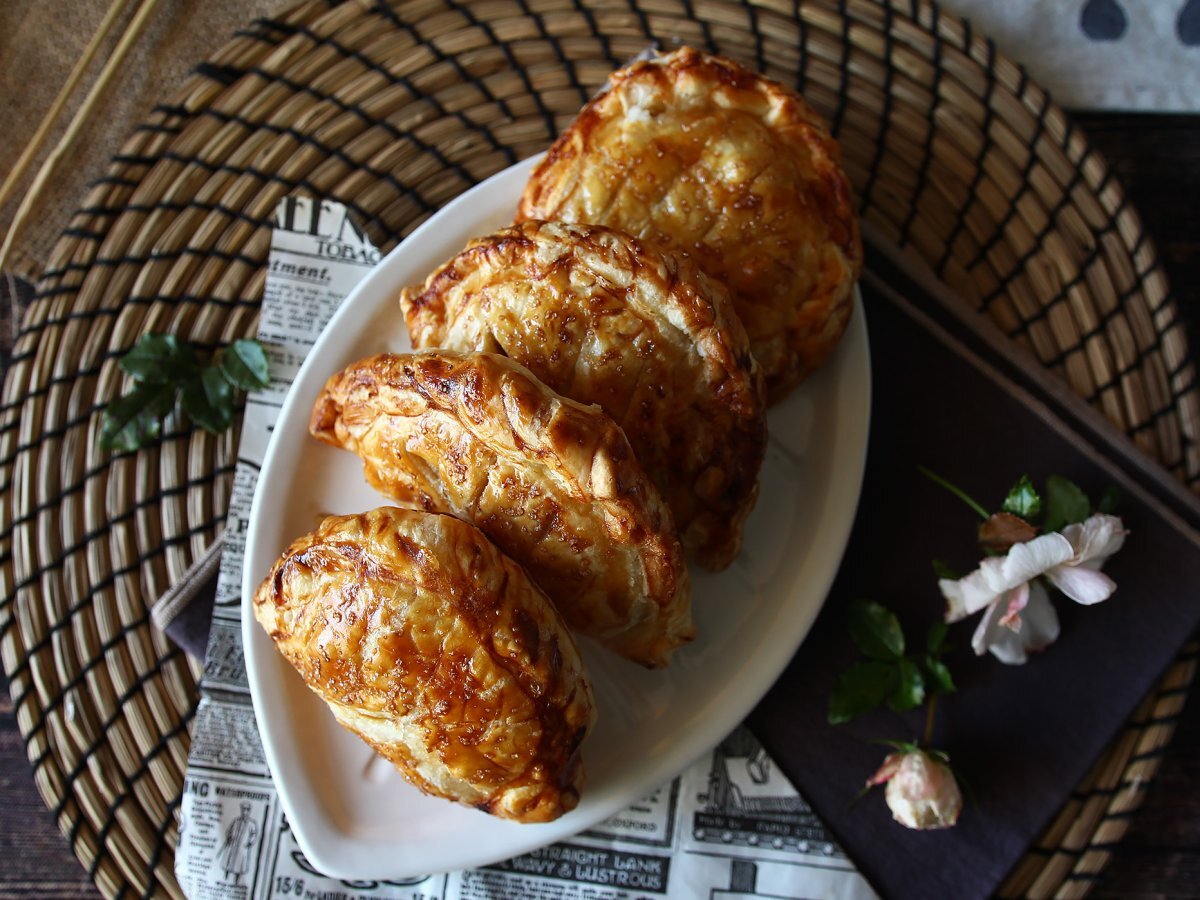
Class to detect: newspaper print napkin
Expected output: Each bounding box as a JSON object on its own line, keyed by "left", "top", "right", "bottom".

{"left": 941, "top": 0, "right": 1200, "bottom": 111}
{"left": 175, "top": 196, "right": 876, "bottom": 900}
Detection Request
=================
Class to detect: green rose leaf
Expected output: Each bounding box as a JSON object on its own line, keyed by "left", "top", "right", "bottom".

{"left": 181, "top": 366, "right": 235, "bottom": 434}
{"left": 1044, "top": 475, "right": 1091, "bottom": 533}
{"left": 119, "top": 333, "right": 199, "bottom": 384}
{"left": 828, "top": 661, "right": 897, "bottom": 724}
{"left": 932, "top": 558, "right": 961, "bottom": 580}
{"left": 926, "top": 620, "right": 949, "bottom": 654}
{"left": 1097, "top": 485, "right": 1121, "bottom": 515}
{"left": 887, "top": 658, "right": 926, "bottom": 712}
{"left": 219, "top": 339, "right": 271, "bottom": 390}
{"left": 848, "top": 600, "right": 905, "bottom": 660}
{"left": 922, "top": 656, "right": 957, "bottom": 694}
{"left": 102, "top": 336, "right": 268, "bottom": 451}
{"left": 100, "top": 382, "right": 177, "bottom": 452}
{"left": 1001, "top": 474, "right": 1042, "bottom": 520}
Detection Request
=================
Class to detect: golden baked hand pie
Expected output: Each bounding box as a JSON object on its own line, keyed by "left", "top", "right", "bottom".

{"left": 517, "top": 47, "right": 863, "bottom": 403}
{"left": 252, "top": 507, "right": 595, "bottom": 823}
{"left": 310, "top": 350, "right": 693, "bottom": 668}
{"left": 401, "top": 220, "right": 766, "bottom": 571}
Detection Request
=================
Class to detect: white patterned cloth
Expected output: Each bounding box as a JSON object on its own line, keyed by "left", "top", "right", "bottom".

{"left": 942, "top": 0, "right": 1200, "bottom": 111}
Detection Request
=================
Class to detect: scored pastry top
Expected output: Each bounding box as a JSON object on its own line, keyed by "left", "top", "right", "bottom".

{"left": 252, "top": 507, "right": 596, "bottom": 822}
{"left": 310, "top": 350, "right": 694, "bottom": 668}
{"left": 518, "top": 46, "right": 863, "bottom": 402}
{"left": 401, "top": 219, "right": 766, "bottom": 571}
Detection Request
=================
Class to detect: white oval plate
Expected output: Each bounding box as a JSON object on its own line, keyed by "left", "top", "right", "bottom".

{"left": 242, "top": 155, "right": 871, "bottom": 880}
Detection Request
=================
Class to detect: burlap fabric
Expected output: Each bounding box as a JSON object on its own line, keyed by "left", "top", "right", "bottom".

{"left": 0, "top": 0, "right": 285, "bottom": 347}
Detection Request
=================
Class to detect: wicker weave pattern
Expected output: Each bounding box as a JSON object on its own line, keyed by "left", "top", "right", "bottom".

{"left": 1, "top": 1, "right": 1196, "bottom": 896}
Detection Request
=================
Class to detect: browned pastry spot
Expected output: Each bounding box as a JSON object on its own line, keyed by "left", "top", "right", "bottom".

{"left": 310, "top": 350, "right": 693, "bottom": 668}
{"left": 252, "top": 507, "right": 596, "bottom": 822}
{"left": 517, "top": 46, "right": 863, "bottom": 403}
{"left": 401, "top": 220, "right": 766, "bottom": 571}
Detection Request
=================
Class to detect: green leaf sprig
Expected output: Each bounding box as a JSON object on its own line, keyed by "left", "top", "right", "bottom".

{"left": 920, "top": 468, "right": 1119, "bottom": 553}
{"left": 828, "top": 601, "right": 956, "bottom": 725}
{"left": 101, "top": 334, "right": 270, "bottom": 452}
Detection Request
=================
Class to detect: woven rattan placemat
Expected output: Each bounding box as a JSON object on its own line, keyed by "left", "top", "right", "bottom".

{"left": 2, "top": 1, "right": 1197, "bottom": 896}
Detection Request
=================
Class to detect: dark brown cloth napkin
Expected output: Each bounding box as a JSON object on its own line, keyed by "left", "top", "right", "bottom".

{"left": 749, "top": 255, "right": 1200, "bottom": 899}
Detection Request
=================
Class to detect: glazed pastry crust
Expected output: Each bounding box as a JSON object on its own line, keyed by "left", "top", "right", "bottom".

{"left": 310, "top": 350, "right": 693, "bottom": 667}
{"left": 401, "top": 220, "right": 766, "bottom": 571}
{"left": 517, "top": 47, "right": 863, "bottom": 402}
{"left": 252, "top": 507, "right": 596, "bottom": 823}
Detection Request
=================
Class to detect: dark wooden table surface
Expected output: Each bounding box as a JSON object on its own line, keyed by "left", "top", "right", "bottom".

{"left": 2, "top": 112, "right": 1199, "bottom": 898}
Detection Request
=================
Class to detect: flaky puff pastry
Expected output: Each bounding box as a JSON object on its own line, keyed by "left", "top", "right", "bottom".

{"left": 517, "top": 47, "right": 863, "bottom": 403}
{"left": 401, "top": 220, "right": 766, "bottom": 571}
{"left": 252, "top": 507, "right": 596, "bottom": 822}
{"left": 310, "top": 350, "right": 693, "bottom": 667}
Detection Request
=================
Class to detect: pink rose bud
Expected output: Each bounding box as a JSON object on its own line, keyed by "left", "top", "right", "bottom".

{"left": 867, "top": 750, "right": 962, "bottom": 830}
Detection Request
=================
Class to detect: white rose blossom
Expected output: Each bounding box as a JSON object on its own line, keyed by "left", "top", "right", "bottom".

{"left": 938, "top": 513, "right": 1127, "bottom": 664}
